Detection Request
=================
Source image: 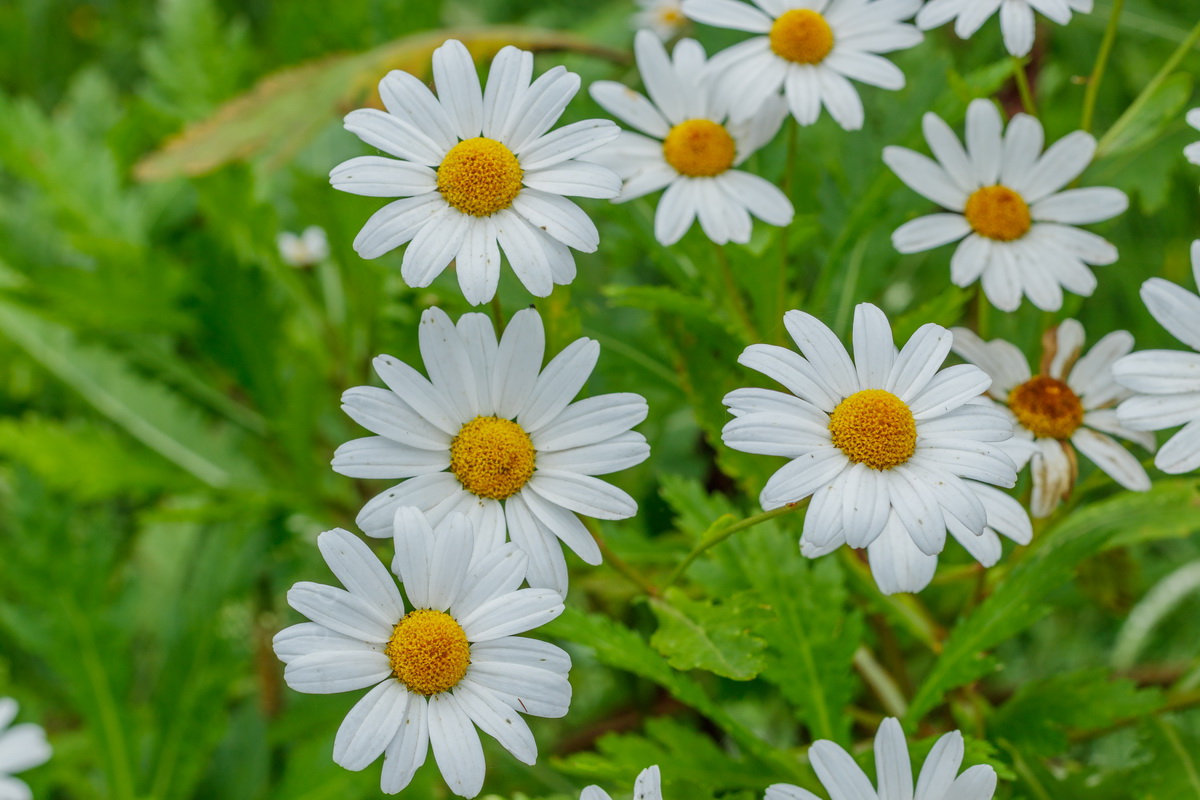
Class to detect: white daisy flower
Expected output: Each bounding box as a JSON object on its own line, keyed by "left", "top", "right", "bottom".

{"left": 334, "top": 306, "right": 650, "bottom": 594}
{"left": 331, "top": 39, "right": 621, "bottom": 305}
{"left": 679, "top": 0, "right": 923, "bottom": 130}
{"left": 635, "top": 0, "right": 689, "bottom": 40}
{"left": 277, "top": 225, "right": 330, "bottom": 267}
{"left": 1186, "top": 109, "right": 1200, "bottom": 165}
{"left": 0, "top": 698, "right": 52, "bottom": 800}
{"left": 766, "top": 718, "right": 997, "bottom": 800}
{"left": 582, "top": 764, "right": 663, "bottom": 800}
{"left": 273, "top": 516, "right": 569, "bottom": 798}
{"left": 586, "top": 30, "right": 793, "bottom": 245}
{"left": 722, "top": 303, "right": 1018, "bottom": 594}
{"left": 885, "top": 98, "right": 1127, "bottom": 312}
{"left": 953, "top": 320, "right": 1152, "bottom": 518}
{"left": 1114, "top": 241, "right": 1200, "bottom": 474}
{"left": 916, "top": 0, "right": 1093, "bottom": 57}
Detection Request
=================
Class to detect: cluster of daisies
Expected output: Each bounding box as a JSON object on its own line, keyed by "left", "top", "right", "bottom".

{"left": 264, "top": 1, "right": 1200, "bottom": 796}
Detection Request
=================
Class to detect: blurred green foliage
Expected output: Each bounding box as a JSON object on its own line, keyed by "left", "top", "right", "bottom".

{"left": 2, "top": 0, "right": 1200, "bottom": 798}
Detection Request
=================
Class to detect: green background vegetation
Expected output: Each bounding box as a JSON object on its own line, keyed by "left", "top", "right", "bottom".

{"left": 1, "top": 0, "right": 1200, "bottom": 798}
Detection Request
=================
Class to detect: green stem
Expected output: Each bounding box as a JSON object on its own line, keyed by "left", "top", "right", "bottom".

{"left": 1081, "top": 0, "right": 1126, "bottom": 132}
{"left": 490, "top": 294, "right": 506, "bottom": 333}
{"left": 1098, "top": 17, "right": 1200, "bottom": 156}
{"left": 64, "top": 600, "right": 137, "bottom": 799}
{"left": 713, "top": 242, "right": 759, "bottom": 342}
{"left": 853, "top": 645, "right": 908, "bottom": 717}
{"left": 776, "top": 121, "right": 798, "bottom": 344}
{"left": 1011, "top": 56, "right": 1038, "bottom": 117}
{"left": 582, "top": 517, "right": 660, "bottom": 597}
{"left": 663, "top": 500, "right": 810, "bottom": 589}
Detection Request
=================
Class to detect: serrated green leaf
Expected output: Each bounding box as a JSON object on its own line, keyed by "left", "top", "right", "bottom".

{"left": 649, "top": 588, "right": 768, "bottom": 680}
{"left": 906, "top": 480, "right": 1200, "bottom": 726}
{"left": 992, "top": 668, "right": 1164, "bottom": 752}
{"left": 545, "top": 607, "right": 806, "bottom": 784}
{"left": 554, "top": 717, "right": 775, "bottom": 799}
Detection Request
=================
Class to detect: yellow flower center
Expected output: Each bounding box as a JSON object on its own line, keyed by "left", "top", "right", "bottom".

{"left": 1008, "top": 376, "right": 1084, "bottom": 440}
{"left": 659, "top": 6, "right": 683, "bottom": 24}
{"left": 436, "top": 137, "right": 524, "bottom": 217}
{"left": 662, "top": 119, "right": 737, "bottom": 177}
{"left": 449, "top": 416, "right": 536, "bottom": 500}
{"left": 964, "top": 185, "right": 1031, "bottom": 241}
{"left": 769, "top": 9, "right": 835, "bottom": 65}
{"left": 386, "top": 609, "right": 471, "bottom": 696}
{"left": 828, "top": 389, "right": 918, "bottom": 470}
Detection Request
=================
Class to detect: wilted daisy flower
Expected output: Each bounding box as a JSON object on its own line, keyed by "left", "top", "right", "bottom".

{"left": 723, "top": 303, "right": 1017, "bottom": 594}
{"left": 586, "top": 30, "right": 792, "bottom": 245}
{"left": 1186, "top": 109, "right": 1200, "bottom": 165}
{"left": 331, "top": 39, "right": 620, "bottom": 305}
{"left": 0, "top": 698, "right": 52, "bottom": 800}
{"left": 766, "top": 718, "right": 997, "bottom": 800}
{"left": 916, "top": 0, "right": 1093, "bottom": 57}
{"left": 334, "top": 306, "right": 649, "bottom": 593}
{"left": 886, "top": 99, "right": 1127, "bottom": 312}
{"left": 277, "top": 225, "right": 330, "bottom": 267}
{"left": 680, "top": 0, "right": 923, "bottom": 130}
{"left": 582, "top": 765, "right": 663, "bottom": 800}
{"left": 1114, "top": 241, "right": 1200, "bottom": 474}
{"left": 274, "top": 516, "right": 569, "bottom": 798}
{"left": 953, "top": 320, "right": 1152, "bottom": 517}
{"left": 635, "top": 0, "right": 688, "bottom": 40}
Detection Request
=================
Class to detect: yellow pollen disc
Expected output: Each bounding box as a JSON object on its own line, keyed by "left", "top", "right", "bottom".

{"left": 964, "top": 185, "right": 1032, "bottom": 241}
{"left": 660, "top": 7, "right": 683, "bottom": 24}
{"left": 662, "top": 119, "right": 736, "bottom": 177}
{"left": 386, "top": 609, "right": 471, "bottom": 696}
{"left": 1008, "top": 376, "right": 1084, "bottom": 440}
{"left": 436, "top": 137, "right": 523, "bottom": 217}
{"left": 769, "top": 9, "right": 835, "bottom": 65}
{"left": 828, "top": 389, "right": 918, "bottom": 470}
{"left": 450, "top": 416, "right": 536, "bottom": 500}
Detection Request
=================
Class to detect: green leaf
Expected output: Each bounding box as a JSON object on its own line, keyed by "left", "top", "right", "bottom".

{"left": 906, "top": 480, "right": 1200, "bottom": 726}
{"left": 554, "top": 717, "right": 774, "bottom": 799}
{"left": 1098, "top": 72, "right": 1194, "bottom": 158}
{"left": 0, "top": 302, "right": 262, "bottom": 489}
{"left": 991, "top": 668, "right": 1164, "bottom": 752}
{"left": 649, "top": 588, "right": 768, "bottom": 681}
{"left": 661, "top": 477, "right": 862, "bottom": 745}
{"left": 545, "top": 607, "right": 807, "bottom": 784}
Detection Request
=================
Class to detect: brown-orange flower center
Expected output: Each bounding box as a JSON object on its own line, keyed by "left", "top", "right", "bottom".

{"left": 964, "top": 185, "right": 1032, "bottom": 241}
{"left": 1008, "top": 376, "right": 1084, "bottom": 439}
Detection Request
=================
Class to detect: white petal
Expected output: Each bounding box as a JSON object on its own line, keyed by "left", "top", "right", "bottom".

{"left": 452, "top": 542, "right": 528, "bottom": 619}
{"left": 519, "top": 338, "right": 599, "bottom": 432}
{"left": 914, "top": 731, "right": 965, "bottom": 799}
{"left": 809, "top": 740, "right": 877, "bottom": 800}
{"left": 875, "top": 718, "right": 914, "bottom": 800}
{"left": 1157, "top": 418, "right": 1200, "bottom": 473}
{"left": 526, "top": 470, "right": 637, "bottom": 519}
{"left": 453, "top": 680, "right": 537, "bottom": 763}
{"left": 427, "top": 692, "right": 486, "bottom": 798}
{"left": 884, "top": 146, "right": 969, "bottom": 210}
{"left": 399, "top": 208, "right": 471, "bottom": 288}
{"left": 459, "top": 588, "right": 564, "bottom": 641}
{"left": 511, "top": 188, "right": 600, "bottom": 251}
{"left": 887, "top": 323, "right": 954, "bottom": 401}
{"left": 318, "top": 529, "right": 405, "bottom": 621}
{"left": 492, "top": 307, "right": 546, "bottom": 419}
{"left": 331, "top": 156, "right": 437, "bottom": 197}
{"left": 868, "top": 514, "right": 938, "bottom": 594}
{"left": 284, "top": 650, "right": 392, "bottom": 694}
{"left": 288, "top": 582, "right": 395, "bottom": 643}
{"left": 589, "top": 81, "right": 670, "bottom": 138}
{"left": 380, "top": 696, "right": 429, "bottom": 793}
{"left": 334, "top": 680, "right": 409, "bottom": 771}
{"left": 760, "top": 448, "right": 848, "bottom": 508}
{"left": 333, "top": 436, "right": 450, "bottom": 480}
{"left": 1140, "top": 277, "right": 1200, "bottom": 351}
{"left": 432, "top": 39, "right": 483, "bottom": 140}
